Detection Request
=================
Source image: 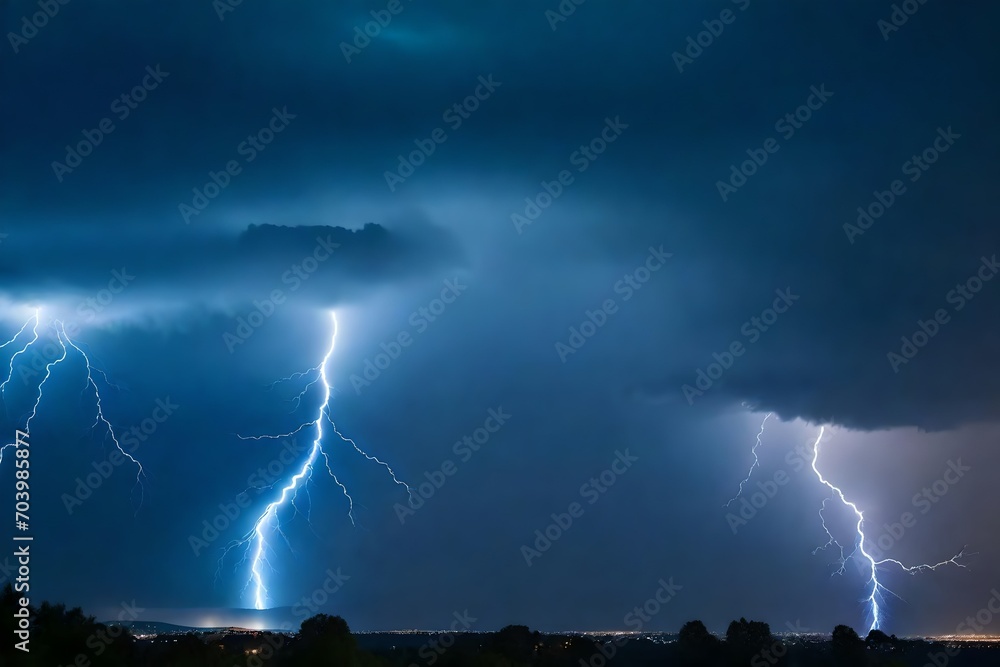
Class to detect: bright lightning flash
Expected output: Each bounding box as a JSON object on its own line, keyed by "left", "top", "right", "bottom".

{"left": 809, "top": 425, "right": 969, "bottom": 632}
{"left": 0, "top": 311, "right": 145, "bottom": 510}
{"left": 225, "top": 311, "right": 413, "bottom": 610}
{"left": 725, "top": 412, "right": 772, "bottom": 507}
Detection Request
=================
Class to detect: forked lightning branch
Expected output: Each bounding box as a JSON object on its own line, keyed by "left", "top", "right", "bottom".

{"left": 0, "top": 309, "right": 151, "bottom": 652}
{"left": 725, "top": 416, "right": 969, "bottom": 632}
{"left": 222, "top": 312, "right": 415, "bottom": 609}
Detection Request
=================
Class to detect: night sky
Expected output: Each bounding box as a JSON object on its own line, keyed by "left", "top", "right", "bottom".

{"left": 2, "top": 0, "right": 999, "bottom": 637}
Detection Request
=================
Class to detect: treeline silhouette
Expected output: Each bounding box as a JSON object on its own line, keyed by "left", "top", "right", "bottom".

{"left": 2, "top": 586, "right": 997, "bottom": 666}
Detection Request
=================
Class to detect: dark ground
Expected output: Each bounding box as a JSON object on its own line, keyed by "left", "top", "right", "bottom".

{"left": 3, "top": 586, "right": 1000, "bottom": 667}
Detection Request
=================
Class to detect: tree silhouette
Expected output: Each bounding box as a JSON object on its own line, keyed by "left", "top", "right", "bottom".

{"left": 677, "top": 620, "right": 721, "bottom": 666}
{"left": 866, "top": 628, "right": 897, "bottom": 649}
{"left": 491, "top": 624, "right": 538, "bottom": 664}
{"left": 293, "top": 613, "right": 359, "bottom": 666}
{"left": 0, "top": 584, "right": 135, "bottom": 666}
{"left": 832, "top": 624, "right": 866, "bottom": 666}
{"left": 726, "top": 617, "right": 770, "bottom": 648}
{"left": 723, "top": 617, "right": 771, "bottom": 666}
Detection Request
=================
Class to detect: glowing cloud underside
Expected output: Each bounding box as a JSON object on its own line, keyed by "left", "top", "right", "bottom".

{"left": 727, "top": 414, "right": 968, "bottom": 632}
{"left": 0, "top": 310, "right": 146, "bottom": 509}
{"left": 224, "top": 311, "right": 413, "bottom": 610}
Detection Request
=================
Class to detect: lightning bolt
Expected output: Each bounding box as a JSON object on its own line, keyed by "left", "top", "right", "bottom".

{"left": 2, "top": 315, "right": 67, "bottom": 464}
{"left": 266, "top": 365, "right": 322, "bottom": 412}
{"left": 0, "top": 314, "right": 35, "bottom": 351}
{"left": 60, "top": 323, "right": 146, "bottom": 510}
{"left": 0, "top": 310, "right": 41, "bottom": 409}
{"left": 809, "top": 425, "right": 968, "bottom": 632}
{"left": 0, "top": 311, "right": 146, "bottom": 511}
{"left": 224, "top": 311, "right": 413, "bottom": 610}
{"left": 24, "top": 326, "right": 67, "bottom": 434}
{"left": 725, "top": 412, "right": 772, "bottom": 507}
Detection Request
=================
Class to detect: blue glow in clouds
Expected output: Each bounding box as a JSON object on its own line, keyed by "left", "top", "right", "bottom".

{"left": 227, "top": 312, "right": 413, "bottom": 610}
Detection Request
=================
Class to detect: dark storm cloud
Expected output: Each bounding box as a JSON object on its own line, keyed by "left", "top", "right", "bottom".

{"left": 632, "top": 111, "right": 1000, "bottom": 432}
{"left": 0, "top": 220, "right": 461, "bottom": 312}
{"left": 2, "top": 0, "right": 1000, "bottom": 638}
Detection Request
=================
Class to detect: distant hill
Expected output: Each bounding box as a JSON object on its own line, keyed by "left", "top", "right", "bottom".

{"left": 104, "top": 620, "right": 215, "bottom": 635}
{"left": 98, "top": 607, "right": 300, "bottom": 632}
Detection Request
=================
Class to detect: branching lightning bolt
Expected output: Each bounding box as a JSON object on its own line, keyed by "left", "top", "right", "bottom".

{"left": 2, "top": 313, "right": 65, "bottom": 464}
{"left": 266, "top": 365, "right": 322, "bottom": 412}
{"left": 809, "top": 425, "right": 969, "bottom": 632}
{"left": 60, "top": 323, "right": 146, "bottom": 510}
{"left": 725, "top": 412, "right": 772, "bottom": 507}
{"left": 224, "top": 311, "right": 414, "bottom": 610}
{"left": 0, "top": 310, "right": 40, "bottom": 411}
{"left": 0, "top": 311, "right": 146, "bottom": 512}
{"left": 0, "top": 315, "right": 34, "bottom": 351}
{"left": 24, "top": 326, "right": 67, "bottom": 434}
